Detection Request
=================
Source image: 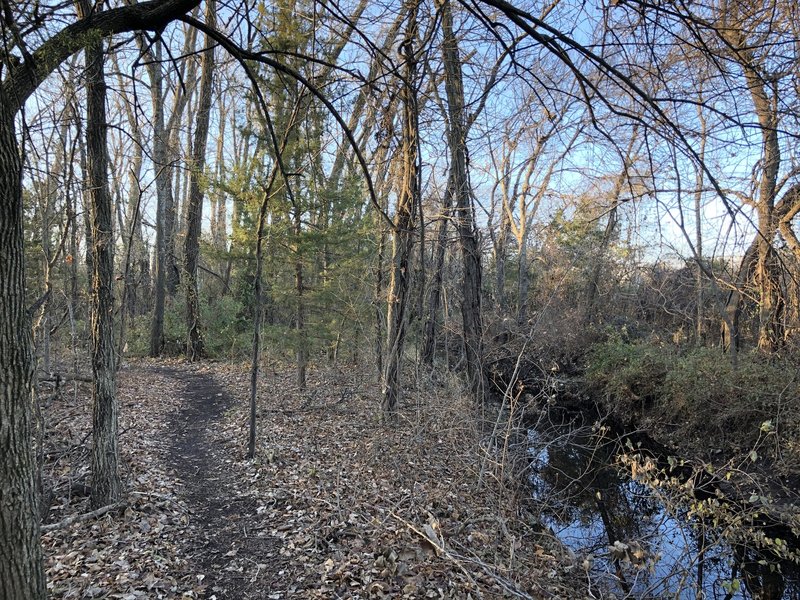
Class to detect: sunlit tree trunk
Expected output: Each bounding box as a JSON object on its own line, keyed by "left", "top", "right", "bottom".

{"left": 382, "top": 1, "right": 419, "bottom": 416}
{"left": 719, "top": 22, "right": 784, "bottom": 353}
{"left": 494, "top": 204, "right": 510, "bottom": 311}
{"left": 185, "top": 0, "right": 216, "bottom": 361}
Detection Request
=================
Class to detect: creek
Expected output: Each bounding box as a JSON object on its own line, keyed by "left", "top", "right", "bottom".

{"left": 527, "top": 409, "right": 800, "bottom": 599}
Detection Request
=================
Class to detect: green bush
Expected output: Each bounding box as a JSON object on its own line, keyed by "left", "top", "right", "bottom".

{"left": 124, "top": 295, "right": 252, "bottom": 359}
{"left": 125, "top": 301, "right": 185, "bottom": 357}
{"left": 664, "top": 348, "right": 798, "bottom": 443}
{"left": 588, "top": 339, "right": 800, "bottom": 451}
{"left": 587, "top": 336, "right": 674, "bottom": 415}
{"left": 201, "top": 295, "right": 251, "bottom": 359}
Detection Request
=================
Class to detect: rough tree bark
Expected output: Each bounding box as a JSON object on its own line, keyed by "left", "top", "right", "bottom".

{"left": 79, "top": 5, "right": 122, "bottom": 509}
{"left": 148, "top": 45, "right": 171, "bottom": 357}
{"left": 184, "top": 0, "right": 216, "bottom": 361}
{"left": 438, "top": 0, "right": 487, "bottom": 400}
{"left": 0, "top": 85, "right": 46, "bottom": 600}
{"left": 0, "top": 2, "right": 200, "bottom": 595}
{"left": 382, "top": 1, "right": 419, "bottom": 416}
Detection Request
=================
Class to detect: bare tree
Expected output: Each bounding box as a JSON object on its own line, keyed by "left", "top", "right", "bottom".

{"left": 78, "top": 1, "right": 123, "bottom": 509}
{"left": 0, "top": 2, "right": 201, "bottom": 595}
{"left": 146, "top": 19, "right": 199, "bottom": 356}
{"left": 382, "top": 0, "right": 420, "bottom": 416}
{"left": 184, "top": 0, "right": 216, "bottom": 361}
{"left": 438, "top": 0, "right": 487, "bottom": 399}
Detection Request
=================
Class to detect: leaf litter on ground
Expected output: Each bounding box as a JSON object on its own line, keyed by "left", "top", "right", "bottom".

{"left": 39, "top": 356, "right": 587, "bottom": 599}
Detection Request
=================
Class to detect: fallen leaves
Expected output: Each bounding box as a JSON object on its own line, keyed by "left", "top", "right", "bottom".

{"left": 186, "top": 361, "right": 583, "bottom": 598}
{"left": 40, "top": 357, "right": 585, "bottom": 598}
{"left": 40, "top": 358, "right": 204, "bottom": 599}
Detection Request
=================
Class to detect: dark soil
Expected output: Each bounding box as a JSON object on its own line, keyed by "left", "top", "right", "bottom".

{"left": 162, "top": 365, "right": 286, "bottom": 599}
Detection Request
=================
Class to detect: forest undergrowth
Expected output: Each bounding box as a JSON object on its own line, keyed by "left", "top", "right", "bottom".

{"left": 37, "top": 356, "right": 586, "bottom": 599}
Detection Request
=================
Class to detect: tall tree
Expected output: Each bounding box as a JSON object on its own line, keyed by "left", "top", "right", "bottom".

{"left": 382, "top": 0, "right": 420, "bottom": 415}
{"left": 0, "top": 2, "right": 200, "bottom": 595}
{"left": 185, "top": 0, "right": 216, "bottom": 361}
{"left": 78, "top": 1, "right": 122, "bottom": 508}
{"left": 0, "top": 61, "right": 46, "bottom": 600}
{"left": 147, "top": 20, "right": 199, "bottom": 356}
{"left": 438, "top": 0, "right": 486, "bottom": 399}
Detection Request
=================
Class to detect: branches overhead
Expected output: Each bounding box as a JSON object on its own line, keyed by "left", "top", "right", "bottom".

{"left": 1, "top": 0, "right": 201, "bottom": 112}
{"left": 180, "top": 13, "right": 394, "bottom": 230}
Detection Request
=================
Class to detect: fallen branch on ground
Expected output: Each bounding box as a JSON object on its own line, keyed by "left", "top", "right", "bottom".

{"left": 391, "top": 511, "right": 486, "bottom": 599}
{"left": 41, "top": 502, "right": 124, "bottom": 532}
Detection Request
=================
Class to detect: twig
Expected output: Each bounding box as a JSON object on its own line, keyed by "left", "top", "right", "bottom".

{"left": 130, "top": 490, "right": 184, "bottom": 506}
{"left": 390, "top": 511, "right": 485, "bottom": 599}
{"left": 41, "top": 373, "right": 92, "bottom": 383}
{"left": 449, "top": 541, "right": 542, "bottom": 599}
{"left": 41, "top": 502, "right": 124, "bottom": 532}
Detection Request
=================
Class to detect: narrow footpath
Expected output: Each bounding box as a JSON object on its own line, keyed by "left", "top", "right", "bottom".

{"left": 162, "top": 365, "right": 286, "bottom": 599}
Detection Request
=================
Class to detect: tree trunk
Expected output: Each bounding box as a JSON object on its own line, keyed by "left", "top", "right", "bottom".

{"left": 294, "top": 214, "right": 308, "bottom": 389}
{"left": 82, "top": 29, "right": 122, "bottom": 509}
{"left": 583, "top": 199, "right": 619, "bottom": 324}
{"left": 117, "top": 112, "right": 144, "bottom": 357}
{"left": 719, "top": 30, "right": 784, "bottom": 353}
{"left": 723, "top": 239, "right": 758, "bottom": 367}
{"left": 421, "top": 187, "right": 451, "bottom": 365}
{"left": 694, "top": 104, "right": 706, "bottom": 344}
{"left": 0, "top": 2, "right": 201, "bottom": 594}
{"left": 517, "top": 232, "right": 530, "bottom": 324}
{"left": 374, "top": 217, "right": 386, "bottom": 380}
{"left": 147, "top": 24, "right": 198, "bottom": 354}
{"left": 494, "top": 204, "right": 509, "bottom": 311}
{"left": 249, "top": 186, "right": 271, "bottom": 459}
{"left": 149, "top": 47, "right": 169, "bottom": 357}
{"left": 184, "top": 0, "right": 216, "bottom": 361}
{"left": 0, "top": 92, "right": 47, "bottom": 600}
{"left": 382, "top": 2, "right": 419, "bottom": 416}
{"left": 439, "top": 0, "right": 487, "bottom": 400}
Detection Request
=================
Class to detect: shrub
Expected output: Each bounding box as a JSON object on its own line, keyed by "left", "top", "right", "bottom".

{"left": 125, "top": 296, "right": 252, "bottom": 359}
{"left": 588, "top": 339, "right": 800, "bottom": 455}
{"left": 201, "top": 295, "right": 251, "bottom": 359}
{"left": 586, "top": 336, "right": 674, "bottom": 416}
{"left": 125, "top": 301, "right": 185, "bottom": 357}
{"left": 664, "top": 348, "right": 799, "bottom": 447}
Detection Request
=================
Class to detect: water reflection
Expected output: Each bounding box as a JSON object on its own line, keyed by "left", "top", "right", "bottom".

{"left": 528, "top": 415, "right": 800, "bottom": 599}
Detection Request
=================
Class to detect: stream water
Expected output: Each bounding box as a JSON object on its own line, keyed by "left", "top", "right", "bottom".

{"left": 527, "top": 412, "right": 800, "bottom": 599}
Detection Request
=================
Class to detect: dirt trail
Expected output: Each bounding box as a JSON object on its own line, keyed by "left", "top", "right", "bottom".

{"left": 40, "top": 359, "right": 576, "bottom": 598}
{"left": 160, "top": 365, "right": 285, "bottom": 599}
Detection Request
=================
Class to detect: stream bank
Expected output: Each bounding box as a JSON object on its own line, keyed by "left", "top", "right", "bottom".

{"left": 487, "top": 354, "right": 800, "bottom": 599}
{"left": 527, "top": 409, "right": 800, "bottom": 598}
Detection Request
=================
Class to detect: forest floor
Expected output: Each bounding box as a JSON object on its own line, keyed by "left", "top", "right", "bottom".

{"left": 39, "top": 357, "right": 585, "bottom": 599}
